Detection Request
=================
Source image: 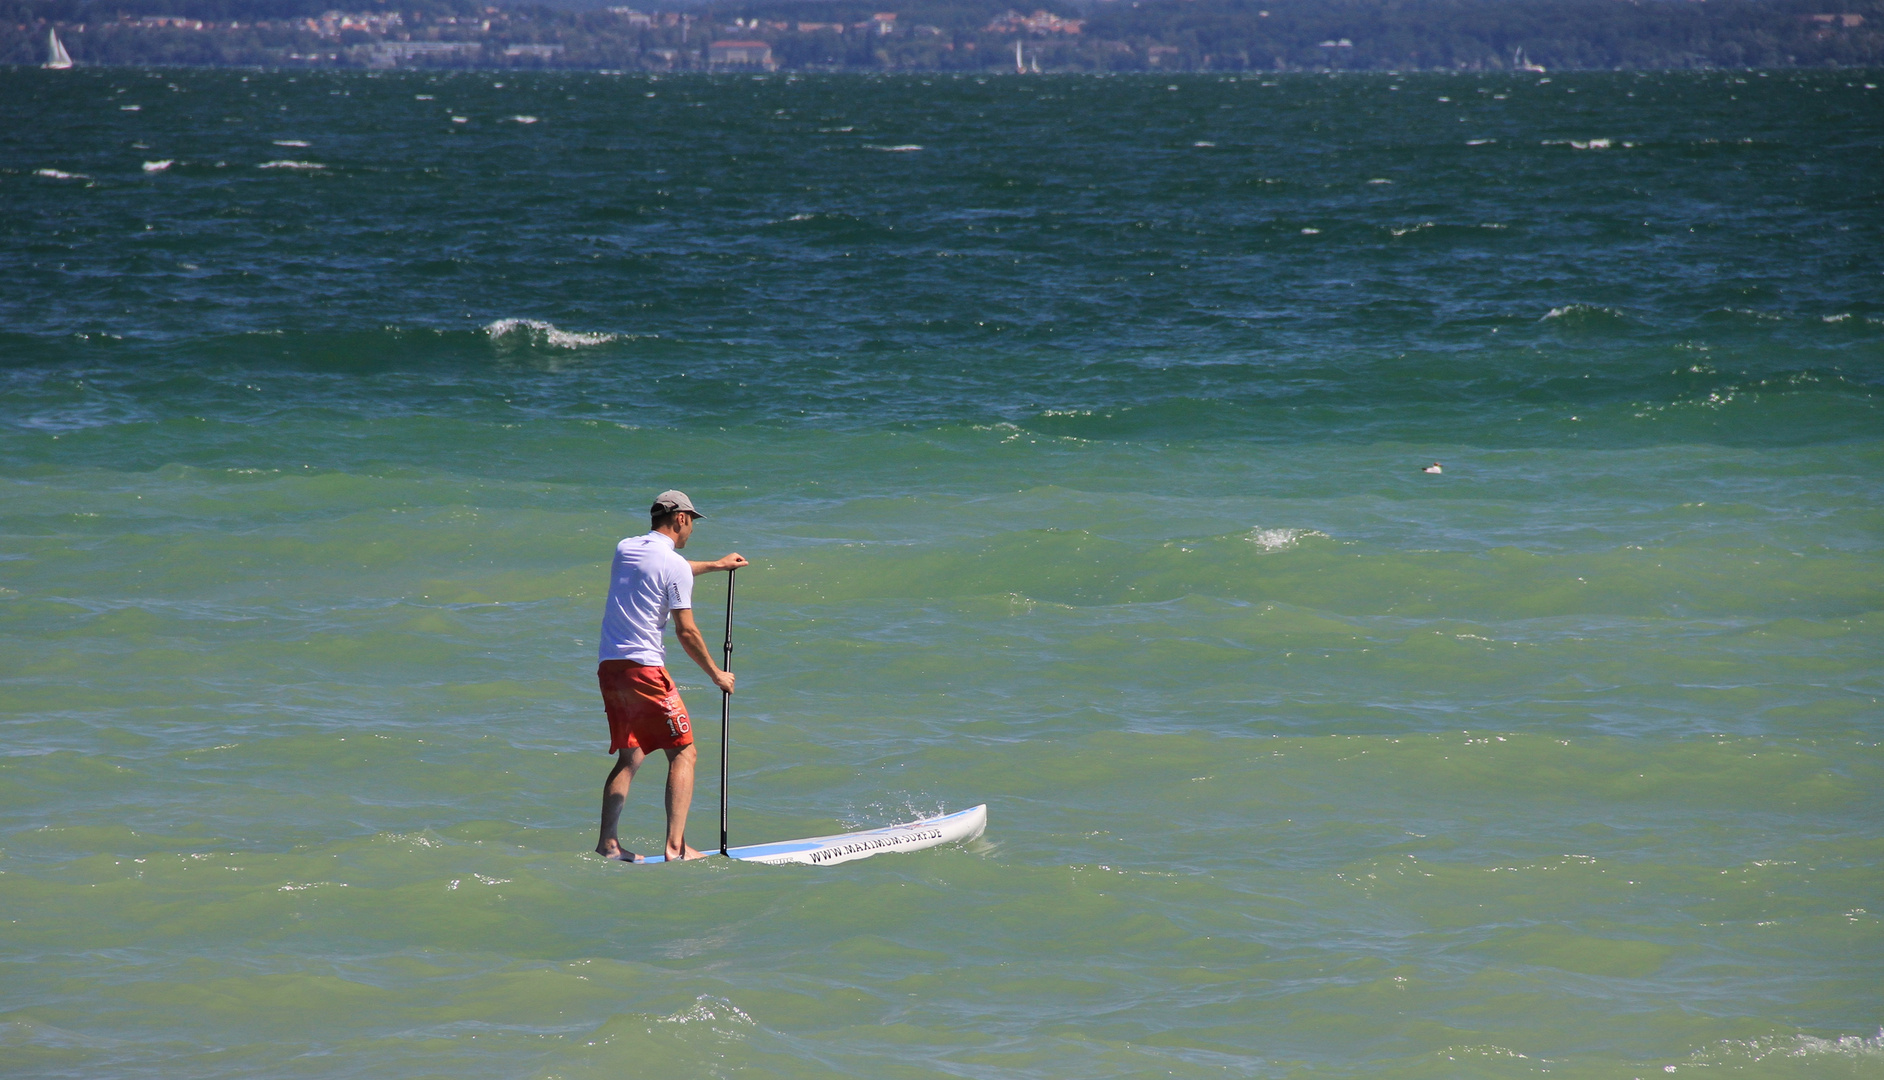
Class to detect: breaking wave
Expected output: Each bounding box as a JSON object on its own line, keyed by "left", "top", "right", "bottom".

{"left": 483, "top": 318, "right": 618, "bottom": 348}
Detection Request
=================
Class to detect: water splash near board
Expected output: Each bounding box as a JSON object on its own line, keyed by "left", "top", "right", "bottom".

{"left": 634, "top": 804, "right": 987, "bottom": 866}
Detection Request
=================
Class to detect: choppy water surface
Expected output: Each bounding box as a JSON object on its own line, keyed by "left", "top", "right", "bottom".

{"left": 2, "top": 68, "right": 1881, "bottom": 1079}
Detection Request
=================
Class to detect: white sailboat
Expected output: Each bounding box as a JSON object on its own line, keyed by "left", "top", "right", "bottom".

{"left": 45, "top": 28, "right": 74, "bottom": 69}
{"left": 1014, "top": 40, "right": 1025, "bottom": 74}
{"left": 1513, "top": 46, "right": 1545, "bottom": 73}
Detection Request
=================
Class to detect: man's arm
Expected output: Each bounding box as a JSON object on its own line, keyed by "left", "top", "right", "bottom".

{"left": 672, "top": 608, "right": 735, "bottom": 695}
{"left": 688, "top": 552, "right": 749, "bottom": 577}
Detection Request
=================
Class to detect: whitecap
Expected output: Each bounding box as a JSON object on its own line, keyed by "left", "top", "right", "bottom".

{"left": 34, "top": 168, "right": 89, "bottom": 180}
{"left": 1542, "top": 303, "right": 1627, "bottom": 322}
{"left": 1822, "top": 313, "right": 1851, "bottom": 323}
{"left": 272, "top": 139, "right": 310, "bottom": 147}
{"left": 659, "top": 995, "right": 755, "bottom": 1027}
{"left": 120, "top": 104, "right": 141, "bottom": 111}
{"left": 509, "top": 115, "right": 539, "bottom": 124}
{"left": 1299, "top": 227, "right": 1321, "bottom": 235}
{"left": 451, "top": 116, "right": 469, "bottom": 124}
{"left": 1192, "top": 140, "right": 1216, "bottom": 147}
{"left": 485, "top": 318, "right": 617, "bottom": 348}
{"left": 259, "top": 160, "right": 325, "bottom": 170}
{"left": 141, "top": 160, "right": 174, "bottom": 173}
{"left": 864, "top": 144, "right": 923, "bottom": 152}
{"left": 1367, "top": 177, "right": 1392, "bottom": 184}
{"left": 1465, "top": 138, "right": 1496, "bottom": 145}
{"left": 415, "top": 94, "right": 435, "bottom": 100}
{"left": 1696, "top": 1030, "right": 1884, "bottom": 1068}
{"left": 1245, "top": 527, "right": 1326, "bottom": 552}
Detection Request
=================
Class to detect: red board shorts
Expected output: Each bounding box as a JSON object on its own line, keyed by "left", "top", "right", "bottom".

{"left": 597, "top": 660, "right": 693, "bottom": 754}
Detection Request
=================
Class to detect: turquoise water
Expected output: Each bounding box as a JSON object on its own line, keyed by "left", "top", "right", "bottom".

{"left": 2, "top": 68, "right": 1881, "bottom": 1078}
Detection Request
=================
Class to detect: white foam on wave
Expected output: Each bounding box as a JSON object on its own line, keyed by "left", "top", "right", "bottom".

{"left": 509, "top": 115, "right": 539, "bottom": 124}
{"left": 1696, "top": 1030, "right": 1884, "bottom": 1069}
{"left": 659, "top": 995, "right": 755, "bottom": 1028}
{"left": 1245, "top": 528, "right": 1326, "bottom": 552}
{"left": 865, "top": 144, "right": 923, "bottom": 152}
{"left": 485, "top": 318, "right": 618, "bottom": 348}
{"left": 272, "top": 139, "right": 310, "bottom": 147}
{"left": 35, "top": 168, "right": 89, "bottom": 180}
{"left": 259, "top": 160, "right": 325, "bottom": 170}
{"left": 142, "top": 160, "right": 174, "bottom": 173}
{"left": 1543, "top": 138, "right": 1638, "bottom": 151}
{"left": 1543, "top": 303, "right": 1627, "bottom": 321}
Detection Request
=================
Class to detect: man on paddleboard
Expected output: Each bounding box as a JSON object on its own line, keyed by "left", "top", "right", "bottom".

{"left": 595, "top": 490, "right": 745, "bottom": 862}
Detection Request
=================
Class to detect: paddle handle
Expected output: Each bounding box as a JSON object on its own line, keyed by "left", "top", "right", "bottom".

{"left": 719, "top": 567, "right": 735, "bottom": 857}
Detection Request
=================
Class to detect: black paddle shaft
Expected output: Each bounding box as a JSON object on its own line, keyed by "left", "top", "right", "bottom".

{"left": 719, "top": 568, "right": 735, "bottom": 856}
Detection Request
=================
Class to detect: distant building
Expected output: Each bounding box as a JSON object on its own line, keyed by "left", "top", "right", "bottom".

{"left": 985, "top": 9, "right": 1084, "bottom": 35}
{"left": 708, "top": 40, "right": 775, "bottom": 69}
{"left": 503, "top": 43, "right": 565, "bottom": 59}
{"left": 359, "top": 40, "right": 481, "bottom": 67}
{"left": 1801, "top": 12, "right": 1865, "bottom": 25}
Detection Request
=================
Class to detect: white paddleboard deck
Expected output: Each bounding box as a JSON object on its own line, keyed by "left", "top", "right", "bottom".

{"left": 634, "top": 804, "right": 986, "bottom": 866}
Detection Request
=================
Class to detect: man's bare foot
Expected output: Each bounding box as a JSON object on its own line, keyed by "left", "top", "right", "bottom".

{"left": 596, "top": 842, "right": 643, "bottom": 863}
{"left": 669, "top": 844, "right": 708, "bottom": 861}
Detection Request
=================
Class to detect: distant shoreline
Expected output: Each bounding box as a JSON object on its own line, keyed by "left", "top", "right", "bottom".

{"left": 7, "top": 0, "right": 1881, "bottom": 73}
{"left": 7, "top": 61, "right": 1884, "bottom": 72}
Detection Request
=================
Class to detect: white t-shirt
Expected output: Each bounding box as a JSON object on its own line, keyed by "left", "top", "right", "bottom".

{"left": 597, "top": 532, "right": 693, "bottom": 666}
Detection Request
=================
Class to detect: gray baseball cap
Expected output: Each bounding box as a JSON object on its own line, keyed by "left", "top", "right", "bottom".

{"left": 651, "top": 489, "right": 703, "bottom": 518}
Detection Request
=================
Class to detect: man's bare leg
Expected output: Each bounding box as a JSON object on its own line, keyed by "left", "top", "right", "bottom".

{"left": 596, "top": 747, "right": 646, "bottom": 860}
{"left": 663, "top": 744, "right": 706, "bottom": 860}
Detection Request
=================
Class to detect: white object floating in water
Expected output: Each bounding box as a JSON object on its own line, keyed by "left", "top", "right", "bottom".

{"left": 633, "top": 804, "right": 987, "bottom": 866}
{"left": 45, "top": 28, "right": 73, "bottom": 69}
{"left": 1422, "top": 462, "right": 1443, "bottom": 474}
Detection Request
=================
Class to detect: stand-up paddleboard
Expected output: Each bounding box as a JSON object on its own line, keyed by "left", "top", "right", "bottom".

{"left": 630, "top": 570, "right": 985, "bottom": 867}
{"left": 634, "top": 804, "right": 986, "bottom": 866}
